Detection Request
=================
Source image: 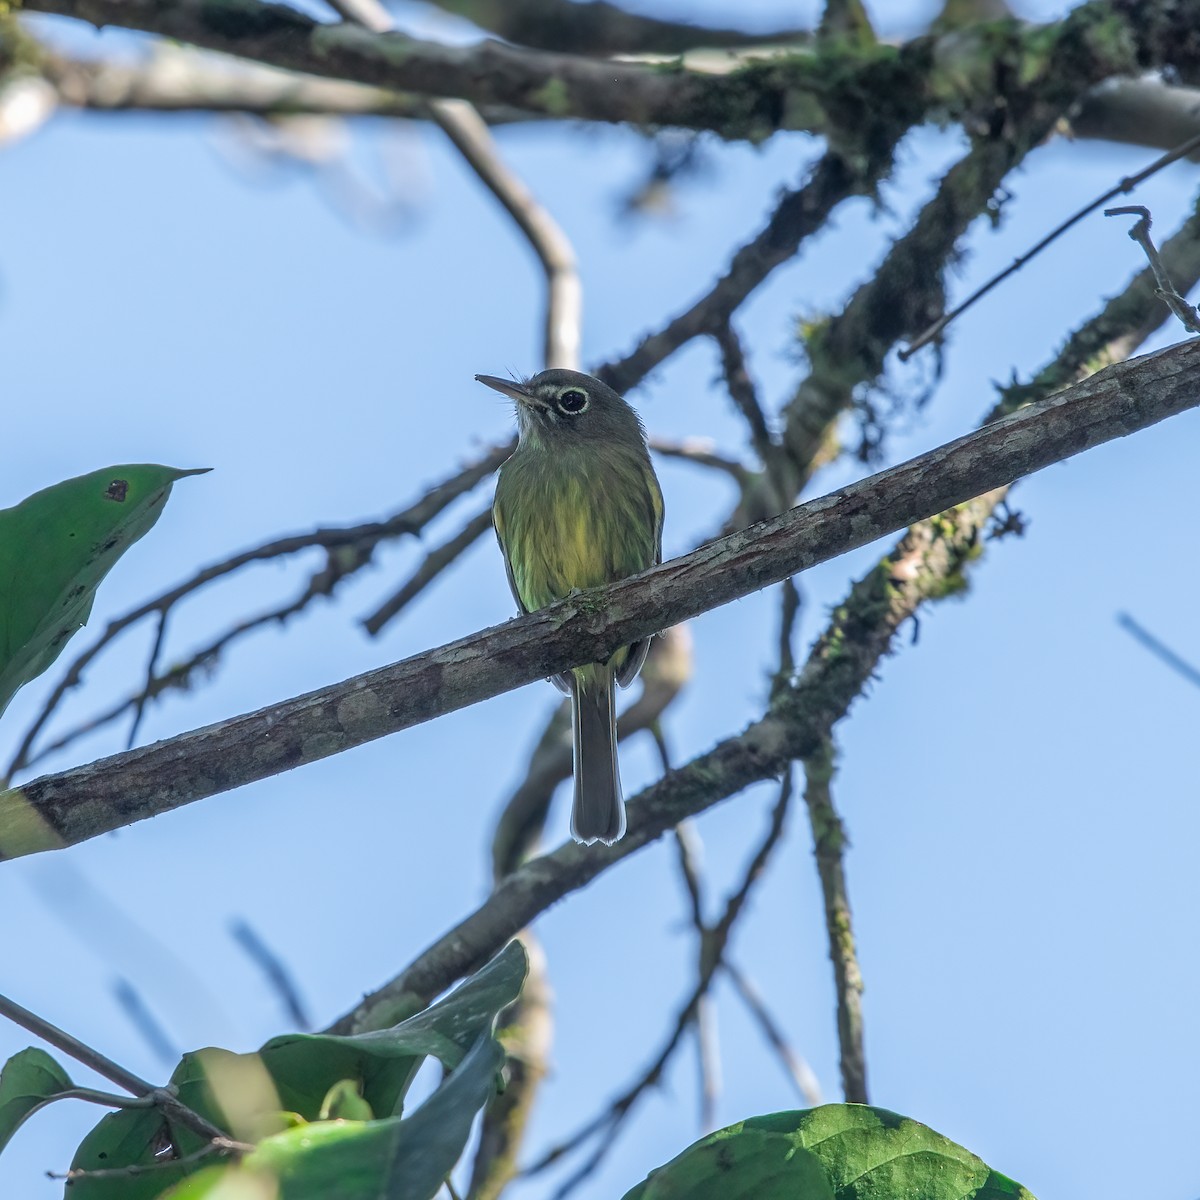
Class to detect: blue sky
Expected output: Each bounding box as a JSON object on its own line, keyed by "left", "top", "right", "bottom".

{"left": 1, "top": 2, "right": 1198, "bottom": 1197}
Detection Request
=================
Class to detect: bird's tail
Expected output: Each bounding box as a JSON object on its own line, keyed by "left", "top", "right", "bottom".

{"left": 569, "top": 664, "right": 625, "bottom": 845}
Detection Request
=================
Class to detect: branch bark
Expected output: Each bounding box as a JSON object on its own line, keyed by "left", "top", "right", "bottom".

{"left": 1, "top": 339, "right": 1197, "bottom": 865}
{"left": 21, "top": 0, "right": 1200, "bottom": 141}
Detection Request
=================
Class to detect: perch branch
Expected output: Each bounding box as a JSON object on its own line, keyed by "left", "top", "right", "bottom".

{"left": 1, "top": 340, "right": 1197, "bottom": 867}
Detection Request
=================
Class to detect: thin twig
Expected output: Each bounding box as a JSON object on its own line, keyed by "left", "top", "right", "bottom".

{"left": 599, "top": 151, "right": 873, "bottom": 396}
{"left": 126, "top": 610, "right": 169, "bottom": 749}
{"left": 46, "top": 1087, "right": 158, "bottom": 1108}
{"left": 902, "top": 129, "right": 1200, "bottom": 358}
{"left": 0, "top": 992, "right": 232, "bottom": 1144}
{"left": 649, "top": 436, "right": 752, "bottom": 483}
{"left": 712, "top": 321, "right": 777, "bottom": 469}
{"left": 1105, "top": 206, "right": 1200, "bottom": 333}
{"left": 694, "top": 993, "right": 721, "bottom": 1132}
{"left": 113, "top": 979, "right": 178, "bottom": 1066}
{"left": 526, "top": 774, "right": 794, "bottom": 1192}
{"left": 1116, "top": 612, "right": 1200, "bottom": 689}
{"left": 230, "top": 919, "right": 312, "bottom": 1030}
{"left": 3, "top": 441, "right": 511, "bottom": 782}
{"left": 364, "top": 505, "right": 494, "bottom": 636}
{"left": 48, "top": 1137, "right": 245, "bottom": 1182}
{"left": 320, "top": 0, "right": 581, "bottom": 370}
{"left": 429, "top": 100, "right": 581, "bottom": 370}
{"left": 673, "top": 820, "right": 706, "bottom": 931}
{"left": 18, "top": 547, "right": 366, "bottom": 775}
{"left": 721, "top": 960, "right": 822, "bottom": 1105}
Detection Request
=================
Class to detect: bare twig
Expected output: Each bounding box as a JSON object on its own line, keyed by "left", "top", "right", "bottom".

{"left": 1106, "top": 206, "right": 1200, "bottom": 333}
{"left": 48, "top": 1137, "right": 245, "bottom": 1182}
{"left": 721, "top": 960, "right": 822, "bottom": 1105}
{"left": 113, "top": 979, "right": 178, "bottom": 1066}
{"left": 1117, "top": 613, "right": 1200, "bottom": 690}
{"left": 903, "top": 130, "right": 1200, "bottom": 358}
{"left": 649, "top": 437, "right": 752, "bottom": 483}
{"left": 525, "top": 774, "right": 794, "bottom": 1192}
{"left": 673, "top": 820, "right": 706, "bottom": 931}
{"left": 0, "top": 992, "right": 233, "bottom": 1145}
{"left": 3, "top": 441, "right": 511, "bottom": 782}
{"left": 364, "top": 506, "right": 494, "bottom": 636}
{"left": 3, "top": 342, "right": 1198, "bottom": 866}
{"left": 599, "top": 151, "right": 875, "bottom": 396}
{"left": 711, "top": 322, "right": 775, "bottom": 466}
{"left": 428, "top": 99, "right": 581, "bottom": 369}
{"left": 694, "top": 994, "right": 721, "bottom": 1132}
{"left": 17, "top": 545, "right": 372, "bottom": 776}
{"left": 126, "top": 611, "right": 170, "bottom": 750}
{"left": 231, "top": 919, "right": 312, "bottom": 1030}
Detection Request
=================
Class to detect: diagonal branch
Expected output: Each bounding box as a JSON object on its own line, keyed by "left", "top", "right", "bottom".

{"left": 323, "top": 191, "right": 1200, "bottom": 1034}
{"left": 0, "top": 340, "right": 1196, "bottom": 865}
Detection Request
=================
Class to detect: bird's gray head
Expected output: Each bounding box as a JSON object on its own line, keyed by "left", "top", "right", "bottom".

{"left": 475, "top": 369, "right": 646, "bottom": 450}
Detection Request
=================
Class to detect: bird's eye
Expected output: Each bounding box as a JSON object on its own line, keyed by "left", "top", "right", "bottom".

{"left": 557, "top": 388, "right": 589, "bottom": 415}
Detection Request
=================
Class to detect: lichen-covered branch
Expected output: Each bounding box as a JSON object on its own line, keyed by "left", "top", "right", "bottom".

{"left": 803, "top": 736, "right": 867, "bottom": 1103}
{"left": 1, "top": 341, "right": 1195, "bottom": 865}
{"left": 21, "top": 0, "right": 1200, "bottom": 141}
{"left": 424, "top": 0, "right": 812, "bottom": 56}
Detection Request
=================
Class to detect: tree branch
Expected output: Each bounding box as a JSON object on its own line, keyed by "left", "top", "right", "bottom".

{"left": 803, "top": 736, "right": 866, "bottom": 1103}
{"left": 22, "top": 0, "right": 1196, "bottom": 141}
{"left": 1, "top": 340, "right": 1195, "bottom": 864}
{"left": 322, "top": 175, "right": 1200, "bottom": 1035}
{"left": 424, "top": 0, "right": 812, "bottom": 56}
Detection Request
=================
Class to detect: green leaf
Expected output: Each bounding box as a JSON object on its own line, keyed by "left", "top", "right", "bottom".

{"left": 182, "top": 940, "right": 526, "bottom": 1132}
{"left": 159, "top": 1032, "right": 505, "bottom": 1200}
{"left": 67, "top": 944, "right": 526, "bottom": 1197}
{"left": 621, "top": 1104, "right": 1037, "bottom": 1200}
{"left": 66, "top": 1106, "right": 195, "bottom": 1200}
{"left": 0, "top": 464, "right": 208, "bottom": 718}
{"left": 0, "top": 1047, "right": 72, "bottom": 1154}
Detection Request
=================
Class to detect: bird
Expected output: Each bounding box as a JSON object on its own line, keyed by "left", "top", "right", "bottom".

{"left": 478, "top": 368, "right": 664, "bottom": 845}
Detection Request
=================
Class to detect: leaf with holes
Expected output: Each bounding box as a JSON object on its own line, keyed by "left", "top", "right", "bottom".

{"left": 169, "top": 939, "right": 526, "bottom": 1155}
{"left": 0, "top": 464, "right": 209, "bottom": 718}
{"left": 158, "top": 1031, "right": 505, "bottom": 1200}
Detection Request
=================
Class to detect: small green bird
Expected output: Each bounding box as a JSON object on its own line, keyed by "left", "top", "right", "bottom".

{"left": 478, "top": 369, "right": 664, "bottom": 845}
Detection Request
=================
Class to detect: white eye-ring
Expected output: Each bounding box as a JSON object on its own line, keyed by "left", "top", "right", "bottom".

{"left": 557, "top": 388, "right": 589, "bottom": 415}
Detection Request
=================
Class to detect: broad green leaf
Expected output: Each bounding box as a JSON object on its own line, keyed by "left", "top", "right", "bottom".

{"left": 180, "top": 940, "right": 526, "bottom": 1133}
{"left": 68, "top": 944, "right": 525, "bottom": 1196}
{"left": 159, "top": 1032, "right": 504, "bottom": 1200}
{"left": 65, "top": 1105, "right": 195, "bottom": 1200}
{"left": 0, "top": 1047, "right": 72, "bottom": 1154}
{"left": 621, "top": 1104, "right": 1036, "bottom": 1200}
{"left": 0, "top": 464, "right": 208, "bottom": 717}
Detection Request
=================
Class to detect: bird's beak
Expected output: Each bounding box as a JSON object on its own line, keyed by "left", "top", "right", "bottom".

{"left": 475, "top": 374, "right": 534, "bottom": 404}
